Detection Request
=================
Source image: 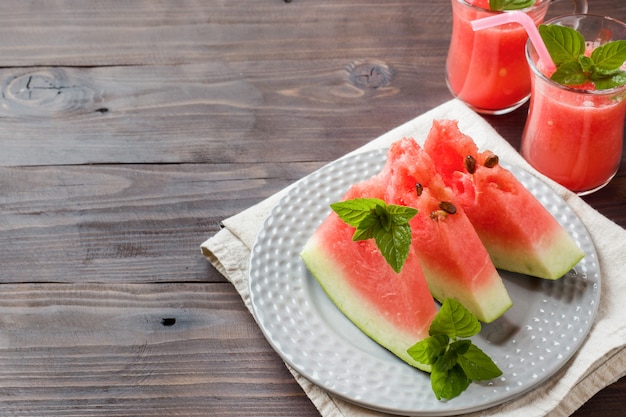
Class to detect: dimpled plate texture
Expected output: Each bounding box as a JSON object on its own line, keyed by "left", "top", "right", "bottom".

{"left": 248, "top": 149, "right": 600, "bottom": 416}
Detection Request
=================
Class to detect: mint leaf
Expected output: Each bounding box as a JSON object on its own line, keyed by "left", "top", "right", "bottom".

{"left": 550, "top": 60, "right": 588, "bottom": 86}
{"left": 431, "top": 347, "right": 467, "bottom": 400}
{"left": 375, "top": 204, "right": 391, "bottom": 231}
{"left": 540, "top": 24, "right": 626, "bottom": 90}
{"left": 387, "top": 203, "right": 421, "bottom": 224}
{"left": 489, "top": 0, "right": 535, "bottom": 11}
{"left": 331, "top": 198, "right": 386, "bottom": 228}
{"left": 374, "top": 221, "right": 412, "bottom": 272}
{"left": 457, "top": 343, "right": 503, "bottom": 381}
{"left": 539, "top": 25, "right": 585, "bottom": 66}
{"left": 407, "top": 299, "right": 503, "bottom": 401}
{"left": 593, "top": 66, "right": 625, "bottom": 77}
{"left": 351, "top": 224, "right": 376, "bottom": 241}
{"left": 431, "top": 363, "right": 471, "bottom": 401}
{"left": 435, "top": 345, "right": 460, "bottom": 373}
{"left": 449, "top": 339, "right": 472, "bottom": 356}
{"left": 578, "top": 55, "right": 594, "bottom": 74}
{"left": 591, "top": 40, "right": 626, "bottom": 72}
{"left": 593, "top": 71, "right": 626, "bottom": 90}
{"left": 331, "top": 198, "right": 418, "bottom": 273}
{"left": 429, "top": 298, "right": 481, "bottom": 339}
{"left": 407, "top": 334, "right": 449, "bottom": 365}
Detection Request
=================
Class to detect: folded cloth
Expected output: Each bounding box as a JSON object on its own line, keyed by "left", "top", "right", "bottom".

{"left": 201, "top": 99, "right": 626, "bottom": 417}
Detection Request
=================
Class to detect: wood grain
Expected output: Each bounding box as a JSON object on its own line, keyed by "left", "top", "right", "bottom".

{"left": 0, "top": 1, "right": 449, "bottom": 66}
{"left": 0, "top": 283, "right": 318, "bottom": 416}
{"left": 0, "top": 162, "right": 320, "bottom": 283}
{"left": 0, "top": 61, "right": 450, "bottom": 166}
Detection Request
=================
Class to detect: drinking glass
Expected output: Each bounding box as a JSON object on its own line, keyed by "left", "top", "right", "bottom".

{"left": 521, "top": 14, "right": 626, "bottom": 195}
{"left": 446, "top": 0, "right": 587, "bottom": 115}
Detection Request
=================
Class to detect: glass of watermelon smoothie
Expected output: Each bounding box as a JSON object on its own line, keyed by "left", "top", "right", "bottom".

{"left": 521, "top": 14, "right": 626, "bottom": 195}
{"left": 446, "top": 0, "right": 587, "bottom": 115}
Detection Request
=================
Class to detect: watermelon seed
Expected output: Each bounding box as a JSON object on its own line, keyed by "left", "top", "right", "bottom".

{"left": 484, "top": 153, "right": 499, "bottom": 168}
{"left": 465, "top": 155, "right": 477, "bottom": 173}
{"left": 416, "top": 183, "right": 423, "bottom": 196}
{"left": 430, "top": 209, "right": 448, "bottom": 220}
{"left": 439, "top": 201, "right": 457, "bottom": 214}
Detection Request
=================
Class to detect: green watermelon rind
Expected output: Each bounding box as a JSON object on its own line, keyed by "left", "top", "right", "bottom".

{"left": 300, "top": 234, "right": 432, "bottom": 373}
{"left": 471, "top": 162, "right": 585, "bottom": 280}
{"left": 479, "top": 224, "right": 585, "bottom": 280}
{"left": 419, "top": 260, "right": 513, "bottom": 324}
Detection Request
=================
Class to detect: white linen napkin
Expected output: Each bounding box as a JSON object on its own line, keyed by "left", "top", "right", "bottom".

{"left": 201, "top": 99, "right": 626, "bottom": 417}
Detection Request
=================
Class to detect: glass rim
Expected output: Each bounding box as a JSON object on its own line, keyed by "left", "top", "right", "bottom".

{"left": 455, "top": 0, "right": 550, "bottom": 14}
{"left": 525, "top": 13, "right": 626, "bottom": 96}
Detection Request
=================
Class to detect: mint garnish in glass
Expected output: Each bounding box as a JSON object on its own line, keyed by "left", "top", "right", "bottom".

{"left": 407, "top": 299, "right": 503, "bottom": 400}
{"left": 539, "top": 24, "right": 626, "bottom": 90}
{"left": 489, "top": 0, "right": 535, "bottom": 11}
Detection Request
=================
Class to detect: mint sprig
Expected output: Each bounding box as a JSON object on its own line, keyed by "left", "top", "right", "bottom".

{"left": 489, "top": 0, "right": 535, "bottom": 11}
{"left": 407, "top": 299, "right": 503, "bottom": 400}
{"left": 539, "top": 24, "right": 626, "bottom": 90}
{"left": 331, "top": 198, "right": 417, "bottom": 273}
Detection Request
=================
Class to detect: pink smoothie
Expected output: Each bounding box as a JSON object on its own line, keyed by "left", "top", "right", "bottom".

{"left": 446, "top": 0, "right": 549, "bottom": 113}
{"left": 521, "top": 57, "right": 626, "bottom": 193}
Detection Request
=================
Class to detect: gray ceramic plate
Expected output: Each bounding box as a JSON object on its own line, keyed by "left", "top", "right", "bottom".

{"left": 248, "top": 149, "right": 600, "bottom": 416}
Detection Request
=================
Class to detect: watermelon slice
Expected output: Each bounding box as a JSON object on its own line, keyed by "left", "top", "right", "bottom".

{"left": 379, "top": 138, "right": 511, "bottom": 324}
{"left": 300, "top": 176, "right": 437, "bottom": 371}
{"left": 424, "top": 119, "right": 585, "bottom": 280}
{"left": 301, "top": 138, "right": 512, "bottom": 371}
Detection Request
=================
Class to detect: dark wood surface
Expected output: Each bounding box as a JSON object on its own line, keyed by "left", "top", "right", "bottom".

{"left": 0, "top": 1, "right": 624, "bottom": 415}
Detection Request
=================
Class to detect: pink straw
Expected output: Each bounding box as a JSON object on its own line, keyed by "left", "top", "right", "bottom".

{"left": 471, "top": 11, "right": 556, "bottom": 73}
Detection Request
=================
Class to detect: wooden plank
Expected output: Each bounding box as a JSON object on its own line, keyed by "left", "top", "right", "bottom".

{"left": 0, "top": 0, "right": 455, "bottom": 167}
{"left": 0, "top": 282, "right": 318, "bottom": 416}
{"left": 0, "top": 58, "right": 449, "bottom": 167}
{"left": 0, "top": 162, "right": 320, "bottom": 283}
{"left": 0, "top": 1, "right": 451, "bottom": 66}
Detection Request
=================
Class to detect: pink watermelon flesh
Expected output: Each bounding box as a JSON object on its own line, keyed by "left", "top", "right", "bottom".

{"left": 379, "top": 138, "right": 511, "bottom": 323}
{"left": 301, "top": 138, "right": 512, "bottom": 371}
{"left": 424, "top": 119, "right": 585, "bottom": 280}
{"left": 300, "top": 177, "right": 437, "bottom": 371}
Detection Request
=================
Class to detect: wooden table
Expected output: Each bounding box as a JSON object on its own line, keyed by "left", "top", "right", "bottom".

{"left": 0, "top": 1, "right": 623, "bottom": 415}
